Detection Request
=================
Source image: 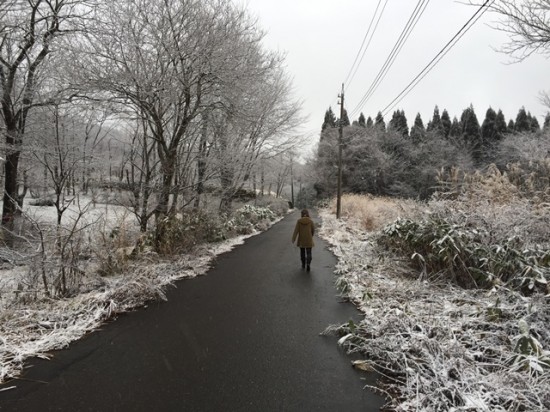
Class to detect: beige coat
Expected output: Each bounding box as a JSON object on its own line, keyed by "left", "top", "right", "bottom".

{"left": 292, "top": 217, "right": 315, "bottom": 248}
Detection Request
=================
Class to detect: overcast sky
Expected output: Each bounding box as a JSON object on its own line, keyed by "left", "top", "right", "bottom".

{"left": 241, "top": 0, "right": 550, "bottom": 153}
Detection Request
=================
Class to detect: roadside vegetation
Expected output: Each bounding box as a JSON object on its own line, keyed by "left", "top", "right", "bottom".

{"left": 312, "top": 4, "right": 550, "bottom": 407}
{"left": 0, "top": 0, "right": 300, "bottom": 385}
{"left": 0, "top": 193, "right": 288, "bottom": 384}
{"left": 320, "top": 166, "right": 549, "bottom": 410}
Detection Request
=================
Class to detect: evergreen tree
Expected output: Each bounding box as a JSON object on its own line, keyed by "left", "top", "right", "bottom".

{"left": 441, "top": 109, "right": 452, "bottom": 138}
{"left": 334, "top": 110, "right": 349, "bottom": 128}
{"left": 322, "top": 107, "right": 337, "bottom": 131}
{"left": 358, "top": 113, "right": 366, "bottom": 127}
{"left": 374, "top": 111, "right": 386, "bottom": 131}
{"left": 400, "top": 110, "right": 409, "bottom": 137}
{"left": 515, "top": 107, "right": 531, "bottom": 132}
{"left": 338, "top": 109, "right": 350, "bottom": 127}
{"left": 530, "top": 114, "right": 540, "bottom": 133}
{"left": 460, "top": 105, "right": 482, "bottom": 162}
{"left": 427, "top": 105, "right": 443, "bottom": 134}
{"left": 481, "top": 107, "right": 498, "bottom": 142}
{"left": 410, "top": 113, "right": 425, "bottom": 142}
{"left": 481, "top": 107, "right": 500, "bottom": 163}
{"left": 389, "top": 109, "right": 409, "bottom": 137}
{"left": 366, "top": 116, "right": 374, "bottom": 128}
{"left": 508, "top": 119, "right": 515, "bottom": 131}
{"left": 450, "top": 117, "right": 461, "bottom": 137}
{"left": 495, "top": 109, "right": 507, "bottom": 136}
{"left": 543, "top": 112, "right": 550, "bottom": 132}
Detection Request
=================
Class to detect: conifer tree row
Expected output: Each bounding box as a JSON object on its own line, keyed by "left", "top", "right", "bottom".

{"left": 315, "top": 103, "right": 549, "bottom": 201}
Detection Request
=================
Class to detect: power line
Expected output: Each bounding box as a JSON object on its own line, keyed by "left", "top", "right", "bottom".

{"left": 343, "top": 0, "right": 388, "bottom": 91}
{"left": 380, "top": 0, "right": 494, "bottom": 117}
{"left": 349, "top": 0, "right": 430, "bottom": 119}
{"left": 343, "top": 0, "right": 384, "bottom": 87}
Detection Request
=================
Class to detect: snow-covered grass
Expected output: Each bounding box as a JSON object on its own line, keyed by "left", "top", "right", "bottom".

{"left": 320, "top": 194, "right": 550, "bottom": 411}
{"left": 0, "top": 237, "right": 251, "bottom": 384}
{"left": 0, "top": 195, "right": 286, "bottom": 385}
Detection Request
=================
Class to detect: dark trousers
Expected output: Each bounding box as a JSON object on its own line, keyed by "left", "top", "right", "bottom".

{"left": 300, "top": 248, "right": 312, "bottom": 265}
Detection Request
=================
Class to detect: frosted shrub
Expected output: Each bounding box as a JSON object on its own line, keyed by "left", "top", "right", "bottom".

{"left": 381, "top": 217, "right": 549, "bottom": 294}
{"left": 154, "top": 205, "right": 279, "bottom": 254}
{"left": 254, "top": 196, "right": 289, "bottom": 216}
{"left": 95, "top": 218, "right": 141, "bottom": 276}
{"left": 319, "top": 186, "right": 550, "bottom": 410}
{"left": 225, "top": 205, "right": 277, "bottom": 235}
{"left": 156, "top": 210, "right": 227, "bottom": 255}
{"left": 237, "top": 204, "right": 276, "bottom": 222}
{"left": 19, "top": 206, "right": 101, "bottom": 298}
{"left": 224, "top": 214, "right": 254, "bottom": 235}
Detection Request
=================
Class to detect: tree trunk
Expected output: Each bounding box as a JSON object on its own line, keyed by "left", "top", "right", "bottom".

{"left": 219, "top": 158, "right": 234, "bottom": 214}
{"left": 15, "top": 169, "right": 28, "bottom": 216}
{"left": 260, "top": 166, "right": 265, "bottom": 197}
{"left": 2, "top": 149, "right": 21, "bottom": 242}
{"left": 194, "top": 113, "right": 208, "bottom": 209}
{"left": 154, "top": 149, "right": 177, "bottom": 251}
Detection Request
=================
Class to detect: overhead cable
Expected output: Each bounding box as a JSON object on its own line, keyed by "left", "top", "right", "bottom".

{"left": 343, "top": 0, "right": 388, "bottom": 91}
{"left": 380, "top": 0, "right": 494, "bottom": 117}
{"left": 349, "top": 0, "right": 430, "bottom": 119}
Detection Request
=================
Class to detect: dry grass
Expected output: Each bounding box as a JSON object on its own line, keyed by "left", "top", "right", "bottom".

{"left": 320, "top": 168, "right": 550, "bottom": 410}
{"left": 319, "top": 193, "right": 550, "bottom": 411}
{"left": 436, "top": 162, "right": 550, "bottom": 205}
{"left": 328, "top": 194, "right": 422, "bottom": 231}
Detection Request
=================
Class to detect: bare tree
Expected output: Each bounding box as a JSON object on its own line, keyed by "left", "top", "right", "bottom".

{"left": 483, "top": 0, "right": 550, "bottom": 60}
{"left": 78, "top": 107, "right": 113, "bottom": 195}
{"left": 213, "top": 67, "right": 304, "bottom": 212}
{"left": 0, "top": 0, "right": 94, "bottom": 243}
{"left": 475, "top": 1, "right": 550, "bottom": 137}
{"left": 28, "top": 104, "right": 79, "bottom": 226}
{"left": 540, "top": 90, "right": 550, "bottom": 109}
{"left": 193, "top": 111, "right": 211, "bottom": 209}
{"left": 273, "top": 154, "right": 291, "bottom": 199}
{"left": 75, "top": 0, "right": 273, "bottom": 245}
{"left": 123, "top": 115, "right": 159, "bottom": 232}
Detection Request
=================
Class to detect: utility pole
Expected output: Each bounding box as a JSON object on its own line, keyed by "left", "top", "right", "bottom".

{"left": 336, "top": 83, "right": 344, "bottom": 219}
{"left": 290, "top": 154, "right": 294, "bottom": 208}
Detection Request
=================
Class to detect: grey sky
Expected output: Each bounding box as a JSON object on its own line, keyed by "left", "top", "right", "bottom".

{"left": 243, "top": 0, "right": 550, "bottom": 151}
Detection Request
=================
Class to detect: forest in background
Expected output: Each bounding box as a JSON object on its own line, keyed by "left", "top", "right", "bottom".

{"left": 314, "top": 103, "right": 550, "bottom": 200}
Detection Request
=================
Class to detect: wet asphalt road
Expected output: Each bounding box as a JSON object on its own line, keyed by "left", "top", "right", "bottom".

{"left": 0, "top": 211, "right": 386, "bottom": 411}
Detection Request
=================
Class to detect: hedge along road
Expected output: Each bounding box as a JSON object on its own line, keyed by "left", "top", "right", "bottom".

{"left": 0, "top": 210, "right": 386, "bottom": 411}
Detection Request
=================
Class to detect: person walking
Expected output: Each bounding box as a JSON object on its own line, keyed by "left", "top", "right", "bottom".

{"left": 292, "top": 209, "right": 315, "bottom": 271}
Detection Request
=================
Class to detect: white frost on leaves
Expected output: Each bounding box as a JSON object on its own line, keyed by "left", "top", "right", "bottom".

{"left": 319, "top": 209, "right": 550, "bottom": 411}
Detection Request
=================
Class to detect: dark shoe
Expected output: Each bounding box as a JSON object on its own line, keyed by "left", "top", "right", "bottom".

{"left": 301, "top": 261, "right": 306, "bottom": 269}
{"left": 306, "top": 265, "right": 310, "bottom": 272}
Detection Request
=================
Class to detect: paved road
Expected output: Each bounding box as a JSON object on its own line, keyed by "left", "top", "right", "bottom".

{"left": 0, "top": 211, "right": 386, "bottom": 411}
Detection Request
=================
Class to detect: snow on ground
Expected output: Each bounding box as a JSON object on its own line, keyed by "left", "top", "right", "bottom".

{"left": 6, "top": 193, "right": 547, "bottom": 410}
{"left": 0, "top": 197, "right": 137, "bottom": 303}
{"left": 19, "top": 195, "right": 134, "bottom": 229}
{"left": 319, "top": 209, "right": 550, "bottom": 412}
{"left": 0, "top": 197, "right": 284, "bottom": 385}
{"left": 0, "top": 233, "right": 258, "bottom": 384}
